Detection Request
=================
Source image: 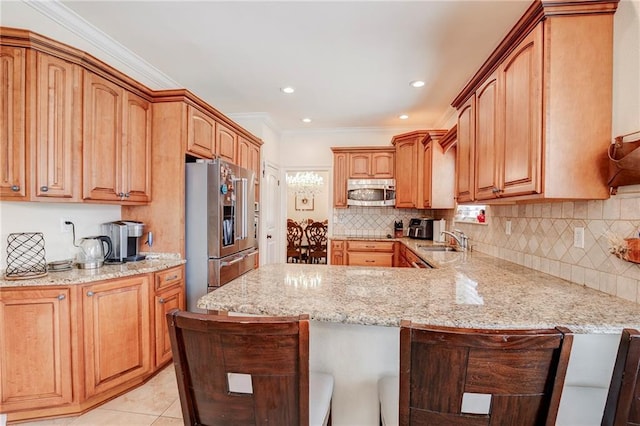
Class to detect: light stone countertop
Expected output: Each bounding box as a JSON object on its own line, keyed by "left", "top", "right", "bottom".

{"left": 198, "top": 243, "right": 640, "bottom": 334}
{"left": 0, "top": 254, "right": 185, "bottom": 287}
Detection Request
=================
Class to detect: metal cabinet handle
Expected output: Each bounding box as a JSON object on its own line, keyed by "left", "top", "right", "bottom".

{"left": 11, "top": 185, "right": 20, "bottom": 192}
{"left": 266, "top": 234, "right": 272, "bottom": 239}
{"left": 365, "top": 260, "right": 375, "bottom": 263}
{"left": 118, "top": 192, "right": 125, "bottom": 198}
{"left": 40, "top": 186, "right": 49, "bottom": 192}
{"left": 124, "top": 192, "right": 130, "bottom": 198}
{"left": 365, "top": 245, "right": 375, "bottom": 248}
{"left": 87, "top": 291, "right": 94, "bottom": 297}
{"left": 58, "top": 294, "right": 66, "bottom": 300}
{"left": 165, "top": 275, "right": 178, "bottom": 281}
{"left": 159, "top": 298, "right": 165, "bottom": 304}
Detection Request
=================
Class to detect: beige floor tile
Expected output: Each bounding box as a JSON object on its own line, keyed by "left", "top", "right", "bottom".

{"left": 100, "top": 367, "right": 179, "bottom": 416}
{"left": 68, "top": 408, "right": 157, "bottom": 426}
{"left": 161, "top": 398, "right": 183, "bottom": 419}
{"left": 151, "top": 417, "right": 183, "bottom": 426}
{"left": 9, "top": 416, "right": 78, "bottom": 426}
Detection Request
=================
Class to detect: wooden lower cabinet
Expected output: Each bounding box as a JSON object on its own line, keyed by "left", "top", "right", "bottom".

{"left": 82, "top": 275, "right": 152, "bottom": 398}
{"left": 330, "top": 241, "right": 345, "bottom": 265}
{"left": 0, "top": 288, "right": 73, "bottom": 412}
{"left": 153, "top": 266, "right": 185, "bottom": 367}
{"left": 344, "top": 241, "right": 395, "bottom": 267}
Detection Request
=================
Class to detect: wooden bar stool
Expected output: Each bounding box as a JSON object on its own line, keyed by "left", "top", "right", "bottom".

{"left": 602, "top": 328, "right": 640, "bottom": 426}
{"left": 167, "top": 309, "right": 333, "bottom": 425}
{"left": 378, "top": 322, "right": 573, "bottom": 425}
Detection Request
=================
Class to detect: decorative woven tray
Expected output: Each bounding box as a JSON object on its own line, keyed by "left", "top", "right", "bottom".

{"left": 5, "top": 232, "right": 48, "bottom": 280}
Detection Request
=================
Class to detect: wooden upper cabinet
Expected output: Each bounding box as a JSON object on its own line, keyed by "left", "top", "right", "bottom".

{"left": 474, "top": 73, "right": 500, "bottom": 201}
{"left": 0, "top": 287, "right": 73, "bottom": 412}
{"left": 122, "top": 91, "right": 152, "bottom": 203}
{"left": 83, "top": 72, "right": 151, "bottom": 204}
{"left": 186, "top": 105, "right": 216, "bottom": 158}
{"left": 33, "top": 52, "right": 82, "bottom": 201}
{"left": 452, "top": 3, "right": 617, "bottom": 202}
{"left": 332, "top": 151, "right": 348, "bottom": 208}
{"left": 82, "top": 275, "right": 151, "bottom": 398}
{"left": 216, "top": 123, "right": 237, "bottom": 163}
{"left": 349, "top": 151, "right": 394, "bottom": 179}
{"left": 422, "top": 130, "right": 455, "bottom": 209}
{"left": 237, "top": 136, "right": 250, "bottom": 169}
{"left": 0, "top": 46, "right": 27, "bottom": 200}
{"left": 248, "top": 141, "right": 261, "bottom": 202}
{"left": 499, "top": 25, "right": 542, "bottom": 198}
{"left": 456, "top": 96, "right": 475, "bottom": 203}
{"left": 83, "top": 72, "right": 123, "bottom": 202}
{"left": 393, "top": 132, "right": 422, "bottom": 208}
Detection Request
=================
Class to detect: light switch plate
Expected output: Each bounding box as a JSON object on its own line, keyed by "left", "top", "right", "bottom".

{"left": 505, "top": 220, "right": 512, "bottom": 235}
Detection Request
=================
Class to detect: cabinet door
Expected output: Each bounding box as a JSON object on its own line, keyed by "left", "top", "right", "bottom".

{"left": 83, "top": 276, "right": 151, "bottom": 397}
{"left": 0, "top": 288, "right": 72, "bottom": 411}
{"left": 155, "top": 284, "right": 184, "bottom": 367}
{"left": 216, "top": 123, "right": 237, "bottom": 163}
{"left": 0, "top": 46, "right": 27, "bottom": 199}
{"left": 333, "top": 152, "right": 348, "bottom": 207}
{"left": 422, "top": 142, "right": 433, "bottom": 208}
{"left": 122, "top": 91, "right": 152, "bottom": 203}
{"left": 349, "top": 153, "right": 371, "bottom": 178}
{"left": 83, "top": 71, "right": 124, "bottom": 201}
{"left": 456, "top": 96, "right": 475, "bottom": 203}
{"left": 237, "top": 136, "right": 250, "bottom": 169}
{"left": 395, "top": 139, "right": 418, "bottom": 208}
{"left": 371, "top": 152, "right": 394, "bottom": 178}
{"left": 499, "top": 25, "right": 542, "bottom": 197}
{"left": 474, "top": 74, "right": 500, "bottom": 200}
{"left": 330, "top": 241, "right": 344, "bottom": 265}
{"left": 249, "top": 142, "right": 261, "bottom": 202}
{"left": 34, "top": 53, "right": 82, "bottom": 200}
{"left": 187, "top": 105, "right": 215, "bottom": 158}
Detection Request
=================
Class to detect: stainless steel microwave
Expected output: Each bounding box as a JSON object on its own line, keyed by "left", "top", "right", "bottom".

{"left": 347, "top": 179, "right": 396, "bottom": 206}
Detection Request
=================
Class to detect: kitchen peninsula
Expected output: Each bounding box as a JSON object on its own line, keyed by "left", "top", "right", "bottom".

{"left": 198, "top": 241, "right": 640, "bottom": 425}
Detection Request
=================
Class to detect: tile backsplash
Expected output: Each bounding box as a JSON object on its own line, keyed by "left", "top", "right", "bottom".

{"left": 333, "top": 207, "right": 436, "bottom": 238}
{"left": 455, "top": 197, "right": 640, "bottom": 304}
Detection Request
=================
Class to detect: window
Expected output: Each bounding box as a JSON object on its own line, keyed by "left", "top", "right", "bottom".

{"left": 454, "top": 205, "right": 486, "bottom": 224}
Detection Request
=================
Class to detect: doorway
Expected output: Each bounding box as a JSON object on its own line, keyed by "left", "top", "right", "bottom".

{"left": 285, "top": 169, "right": 330, "bottom": 264}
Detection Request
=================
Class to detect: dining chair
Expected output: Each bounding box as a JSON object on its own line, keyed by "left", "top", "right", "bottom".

{"left": 378, "top": 322, "right": 573, "bottom": 426}
{"left": 305, "top": 222, "right": 328, "bottom": 264}
{"left": 166, "top": 309, "right": 333, "bottom": 426}
{"left": 602, "top": 328, "right": 640, "bottom": 426}
{"left": 287, "top": 220, "right": 305, "bottom": 263}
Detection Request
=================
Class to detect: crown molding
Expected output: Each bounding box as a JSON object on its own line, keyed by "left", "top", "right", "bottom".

{"left": 227, "top": 112, "right": 282, "bottom": 136}
{"left": 23, "top": 0, "right": 179, "bottom": 89}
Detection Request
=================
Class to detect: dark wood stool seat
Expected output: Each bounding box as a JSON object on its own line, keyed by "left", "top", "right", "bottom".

{"left": 602, "top": 328, "right": 640, "bottom": 426}
{"left": 379, "top": 322, "right": 573, "bottom": 425}
{"left": 167, "top": 309, "right": 333, "bottom": 425}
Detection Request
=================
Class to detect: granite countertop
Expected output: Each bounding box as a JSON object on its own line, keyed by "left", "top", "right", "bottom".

{"left": 198, "top": 245, "right": 640, "bottom": 334}
{"left": 0, "top": 254, "right": 185, "bottom": 287}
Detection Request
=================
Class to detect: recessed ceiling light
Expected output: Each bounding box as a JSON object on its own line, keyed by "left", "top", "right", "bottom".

{"left": 301, "top": 118, "right": 312, "bottom": 123}
{"left": 410, "top": 80, "right": 425, "bottom": 88}
{"left": 399, "top": 114, "right": 409, "bottom": 120}
{"left": 281, "top": 86, "right": 295, "bottom": 94}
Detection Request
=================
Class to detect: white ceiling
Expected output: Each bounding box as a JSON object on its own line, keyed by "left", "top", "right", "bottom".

{"left": 48, "top": 1, "right": 531, "bottom": 131}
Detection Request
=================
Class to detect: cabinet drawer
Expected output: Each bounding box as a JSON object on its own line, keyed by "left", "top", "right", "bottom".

{"left": 347, "top": 241, "right": 394, "bottom": 252}
{"left": 155, "top": 266, "right": 184, "bottom": 290}
{"left": 347, "top": 252, "right": 393, "bottom": 267}
{"left": 331, "top": 240, "right": 345, "bottom": 250}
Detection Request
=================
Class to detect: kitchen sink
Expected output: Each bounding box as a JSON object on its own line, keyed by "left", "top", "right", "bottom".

{"left": 417, "top": 245, "right": 458, "bottom": 252}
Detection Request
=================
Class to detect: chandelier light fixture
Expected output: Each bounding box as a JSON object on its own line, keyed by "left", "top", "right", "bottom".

{"left": 286, "top": 171, "right": 324, "bottom": 196}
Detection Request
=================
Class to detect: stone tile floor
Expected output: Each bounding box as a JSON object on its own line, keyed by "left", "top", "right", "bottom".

{"left": 11, "top": 365, "right": 182, "bottom": 425}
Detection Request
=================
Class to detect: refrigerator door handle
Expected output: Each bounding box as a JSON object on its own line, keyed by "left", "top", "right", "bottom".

{"left": 241, "top": 178, "right": 248, "bottom": 240}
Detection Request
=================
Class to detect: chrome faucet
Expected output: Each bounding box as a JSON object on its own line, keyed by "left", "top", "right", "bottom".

{"left": 441, "top": 230, "right": 468, "bottom": 251}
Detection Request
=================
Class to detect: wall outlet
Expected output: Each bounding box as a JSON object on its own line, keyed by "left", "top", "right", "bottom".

{"left": 574, "top": 227, "right": 585, "bottom": 248}
{"left": 60, "top": 218, "right": 73, "bottom": 233}
{"left": 505, "top": 220, "right": 512, "bottom": 235}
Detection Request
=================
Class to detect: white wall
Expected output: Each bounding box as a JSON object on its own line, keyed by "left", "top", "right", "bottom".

{"left": 0, "top": 203, "right": 121, "bottom": 269}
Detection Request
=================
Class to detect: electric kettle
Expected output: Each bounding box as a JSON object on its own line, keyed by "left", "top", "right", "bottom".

{"left": 76, "top": 236, "right": 113, "bottom": 269}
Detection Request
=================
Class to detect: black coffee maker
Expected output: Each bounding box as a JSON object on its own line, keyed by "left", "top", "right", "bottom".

{"left": 101, "top": 220, "right": 146, "bottom": 263}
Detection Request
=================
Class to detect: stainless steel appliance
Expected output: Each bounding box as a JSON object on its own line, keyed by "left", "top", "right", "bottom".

{"left": 186, "top": 160, "right": 258, "bottom": 311}
{"left": 347, "top": 179, "right": 396, "bottom": 206}
{"left": 75, "top": 235, "right": 112, "bottom": 269}
{"left": 407, "top": 218, "right": 434, "bottom": 240}
{"left": 101, "top": 220, "right": 146, "bottom": 263}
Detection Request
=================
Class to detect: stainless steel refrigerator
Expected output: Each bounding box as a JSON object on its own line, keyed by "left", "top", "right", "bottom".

{"left": 185, "top": 159, "right": 258, "bottom": 311}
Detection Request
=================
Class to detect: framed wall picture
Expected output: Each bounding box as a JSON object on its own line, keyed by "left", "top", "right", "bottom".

{"left": 295, "top": 194, "right": 314, "bottom": 211}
